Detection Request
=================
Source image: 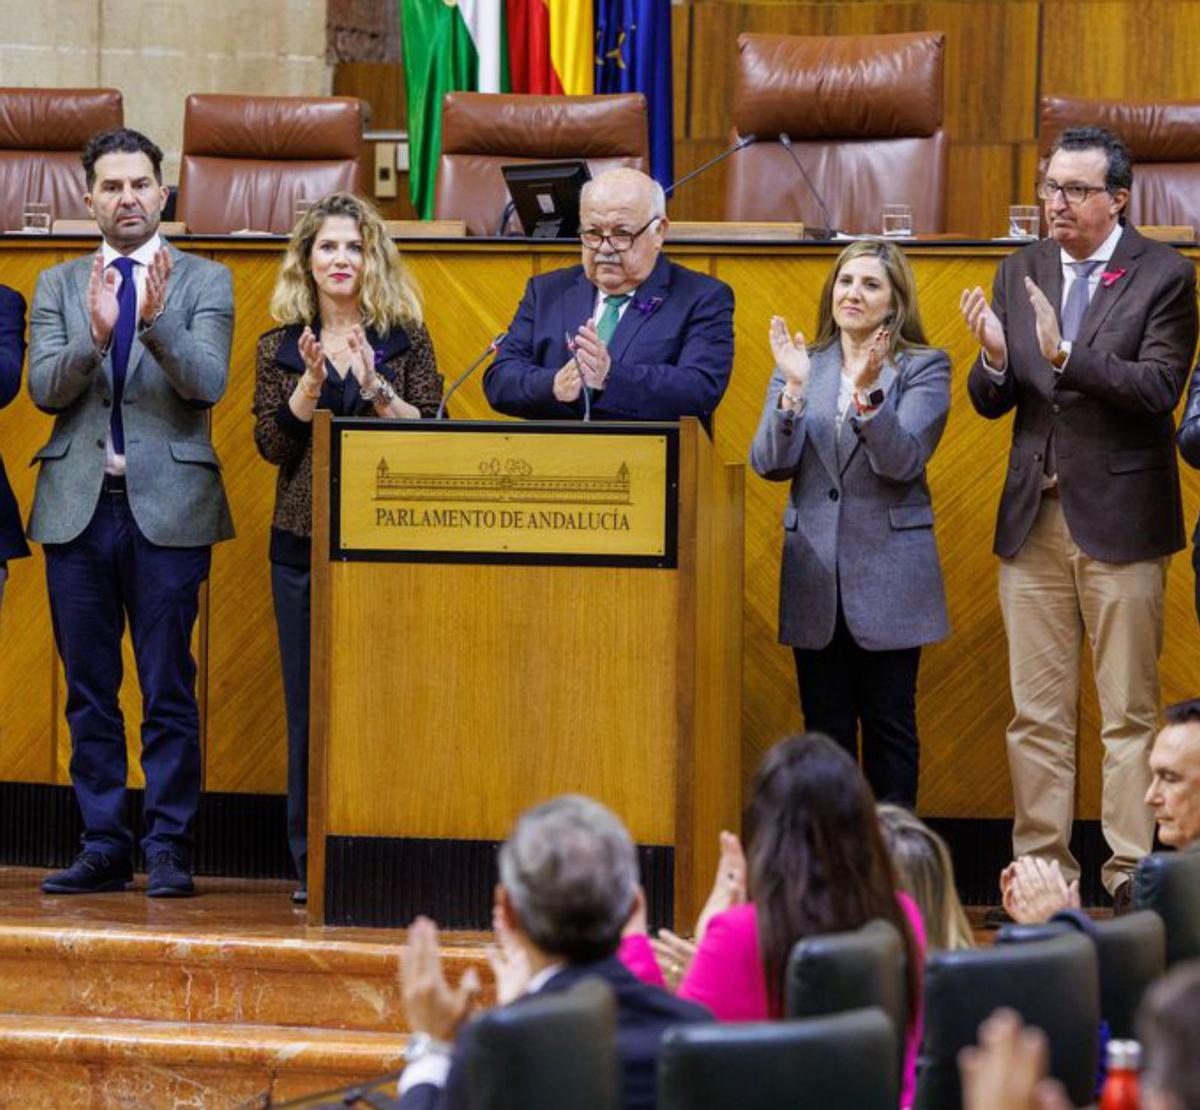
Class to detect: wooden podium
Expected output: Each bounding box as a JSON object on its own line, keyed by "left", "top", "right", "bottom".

{"left": 308, "top": 414, "right": 743, "bottom": 931}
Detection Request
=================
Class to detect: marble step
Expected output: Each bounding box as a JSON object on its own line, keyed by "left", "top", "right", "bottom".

{"left": 0, "top": 1012, "right": 406, "bottom": 1109}
{"left": 0, "top": 919, "right": 492, "bottom": 1033}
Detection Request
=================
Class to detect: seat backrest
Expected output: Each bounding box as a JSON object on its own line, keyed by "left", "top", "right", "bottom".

{"left": 464, "top": 977, "right": 619, "bottom": 1110}
{"left": 725, "top": 32, "right": 947, "bottom": 233}
{"left": 786, "top": 918, "right": 907, "bottom": 1088}
{"left": 916, "top": 932, "right": 1098, "bottom": 1110}
{"left": 1136, "top": 849, "right": 1200, "bottom": 966}
{"left": 433, "top": 92, "right": 649, "bottom": 236}
{"left": 0, "top": 87, "right": 123, "bottom": 231}
{"left": 1039, "top": 96, "right": 1200, "bottom": 233}
{"left": 176, "top": 94, "right": 362, "bottom": 234}
{"left": 998, "top": 911, "right": 1166, "bottom": 1039}
{"left": 658, "top": 1008, "right": 897, "bottom": 1110}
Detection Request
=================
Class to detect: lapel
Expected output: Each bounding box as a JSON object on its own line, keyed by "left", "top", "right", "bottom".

{"left": 838, "top": 357, "right": 899, "bottom": 475}
{"left": 1076, "top": 224, "right": 1141, "bottom": 348}
{"left": 562, "top": 266, "right": 598, "bottom": 360}
{"left": 608, "top": 254, "right": 671, "bottom": 363}
{"left": 125, "top": 240, "right": 184, "bottom": 389}
{"left": 806, "top": 344, "right": 843, "bottom": 481}
{"left": 74, "top": 254, "right": 110, "bottom": 394}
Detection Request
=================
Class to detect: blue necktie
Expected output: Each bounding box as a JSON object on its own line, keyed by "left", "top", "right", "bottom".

{"left": 1062, "top": 260, "right": 1102, "bottom": 342}
{"left": 109, "top": 256, "right": 137, "bottom": 455}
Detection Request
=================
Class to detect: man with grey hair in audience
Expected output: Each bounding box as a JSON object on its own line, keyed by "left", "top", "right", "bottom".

{"left": 398, "top": 794, "right": 709, "bottom": 1110}
{"left": 484, "top": 166, "right": 734, "bottom": 426}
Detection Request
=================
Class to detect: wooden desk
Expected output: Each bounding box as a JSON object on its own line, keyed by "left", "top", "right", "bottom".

{"left": 1, "top": 235, "right": 1198, "bottom": 831}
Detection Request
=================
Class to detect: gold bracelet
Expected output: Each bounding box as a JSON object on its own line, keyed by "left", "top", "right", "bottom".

{"left": 298, "top": 376, "right": 322, "bottom": 400}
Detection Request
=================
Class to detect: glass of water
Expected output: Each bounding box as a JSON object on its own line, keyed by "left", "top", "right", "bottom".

{"left": 1007, "top": 205, "right": 1041, "bottom": 239}
{"left": 881, "top": 204, "right": 913, "bottom": 238}
{"left": 21, "top": 202, "right": 51, "bottom": 234}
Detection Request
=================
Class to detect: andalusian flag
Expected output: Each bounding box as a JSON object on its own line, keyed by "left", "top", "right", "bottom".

{"left": 401, "top": 0, "right": 593, "bottom": 217}
{"left": 401, "top": 0, "right": 510, "bottom": 219}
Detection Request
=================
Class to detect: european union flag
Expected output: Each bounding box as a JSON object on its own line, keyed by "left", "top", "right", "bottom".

{"left": 595, "top": 0, "right": 673, "bottom": 189}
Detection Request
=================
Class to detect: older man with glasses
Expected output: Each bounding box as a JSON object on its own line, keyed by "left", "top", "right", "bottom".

{"left": 484, "top": 167, "right": 734, "bottom": 426}
{"left": 959, "top": 126, "right": 1199, "bottom": 917}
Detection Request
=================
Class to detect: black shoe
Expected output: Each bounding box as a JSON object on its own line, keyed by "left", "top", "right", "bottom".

{"left": 146, "top": 850, "right": 195, "bottom": 898}
{"left": 1112, "top": 880, "right": 1136, "bottom": 916}
{"left": 983, "top": 905, "right": 1014, "bottom": 929}
{"left": 41, "top": 850, "right": 133, "bottom": 894}
{"left": 291, "top": 886, "right": 308, "bottom": 906}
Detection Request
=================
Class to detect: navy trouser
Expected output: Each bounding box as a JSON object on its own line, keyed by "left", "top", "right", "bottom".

{"left": 44, "top": 490, "right": 210, "bottom": 861}
{"left": 270, "top": 560, "right": 310, "bottom": 884}
{"left": 793, "top": 606, "right": 923, "bottom": 809}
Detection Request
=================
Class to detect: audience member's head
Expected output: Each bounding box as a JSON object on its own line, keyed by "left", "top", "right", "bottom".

{"left": 81, "top": 127, "right": 169, "bottom": 253}
{"left": 745, "top": 733, "right": 921, "bottom": 1015}
{"left": 878, "top": 804, "right": 973, "bottom": 951}
{"left": 578, "top": 168, "right": 668, "bottom": 296}
{"left": 497, "top": 793, "right": 638, "bottom": 963}
{"left": 1148, "top": 700, "right": 1200, "bottom": 849}
{"left": 1137, "top": 961, "right": 1200, "bottom": 1110}
{"left": 1042, "top": 125, "right": 1131, "bottom": 258}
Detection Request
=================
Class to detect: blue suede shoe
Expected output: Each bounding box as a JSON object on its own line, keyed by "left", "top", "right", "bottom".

{"left": 146, "top": 850, "right": 195, "bottom": 898}
{"left": 41, "top": 850, "right": 133, "bottom": 894}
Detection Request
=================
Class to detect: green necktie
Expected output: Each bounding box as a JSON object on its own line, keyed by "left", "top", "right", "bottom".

{"left": 597, "top": 294, "right": 631, "bottom": 345}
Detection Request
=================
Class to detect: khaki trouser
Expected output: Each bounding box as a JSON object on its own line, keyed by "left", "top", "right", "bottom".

{"left": 998, "top": 496, "right": 1164, "bottom": 895}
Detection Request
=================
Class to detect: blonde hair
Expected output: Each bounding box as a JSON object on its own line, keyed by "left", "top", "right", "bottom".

{"left": 269, "top": 192, "right": 422, "bottom": 333}
{"left": 810, "top": 240, "right": 929, "bottom": 361}
{"left": 877, "top": 805, "right": 974, "bottom": 952}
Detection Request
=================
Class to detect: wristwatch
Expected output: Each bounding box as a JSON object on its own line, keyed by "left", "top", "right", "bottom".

{"left": 361, "top": 376, "right": 397, "bottom": 405}
{"left": 1050, "top": 340, "right": 1071, "bottom": 370}
{"left": 404, "top": 1032, "right": 452, "bottom": 1064}
{"left": 853, "top": 386, "right": 885, "bottom": 414}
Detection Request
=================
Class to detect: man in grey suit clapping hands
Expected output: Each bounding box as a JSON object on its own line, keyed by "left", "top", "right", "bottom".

{"left": 29, "top": 128, "right": 235, "bottom": 898}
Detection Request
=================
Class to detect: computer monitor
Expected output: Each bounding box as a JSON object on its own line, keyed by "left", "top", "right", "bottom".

{"left": 501, "top": 160, "right": 592, "bottom": 239}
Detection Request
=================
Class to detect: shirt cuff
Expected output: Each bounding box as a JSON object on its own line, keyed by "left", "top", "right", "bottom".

{"left": 398, "top": 1053, "right": 452, "bottom": 1095}
{"left": 981, "top": 351, "right": 1008, "bottom": 381}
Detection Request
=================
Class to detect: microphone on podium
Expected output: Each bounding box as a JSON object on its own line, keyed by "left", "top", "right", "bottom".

{"left": 778, "top": 132, "right": 839, "bottom": 240}
{"left": 663, "top": 133, "right": 757, "bottom": 199}
{"left": 435, "top": 332, "right": 507, "bottom": 420}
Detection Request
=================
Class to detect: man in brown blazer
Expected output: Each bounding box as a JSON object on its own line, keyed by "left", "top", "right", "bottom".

{"left": 960, "top": 125, "right": 1199, "bottom": 911}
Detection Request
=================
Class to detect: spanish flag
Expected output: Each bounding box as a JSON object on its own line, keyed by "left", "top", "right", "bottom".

{"left": 507, "top": 0, "right": 592, "bottom": 96}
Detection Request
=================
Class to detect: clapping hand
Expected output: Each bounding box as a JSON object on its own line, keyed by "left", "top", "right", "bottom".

{"left": 1000, "top": 856, "right": 1079, "bottom": 924}
{"left": 959, "top": 287, "right": 1008, "bottom": 368}
{"left": 297, "top": 327, "right": 329, "bottom": 393}
{"left": 651, "top": 929, "right": 698, "bottom": 991}
{"left": 554, "top": 329, "right": 585, "bottom": 403}
{"left": 769, "top": 316, "right": 811, "bottom": 396}
{"left": 486, "top": 900, "right": 532, "bottom": 1006}
{"left": 694, "top": 830, "right": 747, "bottom": 941}
{"left": 87, "top": 254, "right": 120, "bottom": 348}
{"left": 851, "top": 326, "right": 890, "bottom": 390}
{"left": 346, "top": 325, "right": 379, "bottom": 389}
{"left": 1023, "top": 277, "right": 1062, "bottom": 363}
{"left": 572, "top": 320, "right": 611, "bottom": 388}
{"left": 959, "top": 1009, "right": 1072, "bottom": 1110}
{"left": 140, "top": 248, "right": 172, "bottom": 325}
{"left": 401, "top": 916, "right": 481, "bottom": 1042}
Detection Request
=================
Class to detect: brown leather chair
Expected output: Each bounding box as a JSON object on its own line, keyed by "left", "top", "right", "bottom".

{"left": 434, "top": 92, "right": 650, "bottom": 236}
{"left": 1040, "top": 96, "right": 1200, "bottom": 233}
{"left": 176, "top": 94, "right": 363, "bottom": 234}
{"left": 0, "top": 87, "right": 123, "bottom": 231}
{"left": 725, "top": 32, "right": 947, "bottom": 235}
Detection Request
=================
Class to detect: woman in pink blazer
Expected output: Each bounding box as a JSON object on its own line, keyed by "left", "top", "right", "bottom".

{"left": 623, "top": 734, "right": 926, "bottom": 1105}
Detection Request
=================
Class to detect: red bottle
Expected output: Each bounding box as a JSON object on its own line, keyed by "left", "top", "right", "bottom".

{"left": 1100, "top": 1039, "right": 1141, "bottom": 1110}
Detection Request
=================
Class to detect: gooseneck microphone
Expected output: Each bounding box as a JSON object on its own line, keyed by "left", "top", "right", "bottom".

{"left": 435, "top": 332, "right": 507, "bottom": 420}
{"left": 778, "top": 131, "right": 838, "bottom": 240}
{"left": 663, "top": 133, "right": 757, "bottom": 199}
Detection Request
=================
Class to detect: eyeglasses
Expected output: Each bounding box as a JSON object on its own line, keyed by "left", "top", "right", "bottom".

{"left": 1037, "top": 180, "right": 1110, "bottom": 206}
{"left": 580, "top": 217, "right": 660, "bottom": 252}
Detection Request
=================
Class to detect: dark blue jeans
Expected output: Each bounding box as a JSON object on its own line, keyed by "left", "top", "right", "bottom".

{"left": 44, "top": 491, "right": 210, "bottom": 861}
{"left": 271, "top": 561, "right": 310, "bottom": 884}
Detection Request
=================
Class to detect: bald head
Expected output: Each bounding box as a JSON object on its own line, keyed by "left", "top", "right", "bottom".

{"left": 1146, "top": 708, "right": 1200, "bottom": 849}
{"left": 579, "top": 168, "right": 668, "bottom": 294}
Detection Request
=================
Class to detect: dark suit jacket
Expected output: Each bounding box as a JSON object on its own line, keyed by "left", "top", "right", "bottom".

{"left": 1177, "top": 363, "right": 1200, "bottom": 545}
{"left": 0, "top": 285, "right": 30, "bottom": 561}
{"left": 400, "top": 956, "right": 711, "bottom": 1110}
{"left": 483, "top": 254, "right": 734, "bottom": 424}
{"left": 967, "top": 225, "right": 1198, "bottom": 562}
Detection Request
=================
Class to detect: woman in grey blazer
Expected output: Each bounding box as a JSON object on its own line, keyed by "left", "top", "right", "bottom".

{"left": 749, "top": 240, "right": 951, "bottom": 808}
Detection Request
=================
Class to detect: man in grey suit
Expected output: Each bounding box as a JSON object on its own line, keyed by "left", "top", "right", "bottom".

{"left": 30, "top": 128, "right": 235, "bottom": 897}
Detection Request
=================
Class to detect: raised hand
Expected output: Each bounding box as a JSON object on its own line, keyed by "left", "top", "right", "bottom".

{"left": 297, "top": 326, "right": 328, "bottom": 394}
{"left": 768, "top": 315, "right": 811, "bottom": 394}
{"left": 1023, "top": 277, "right": 1062, "bottom": 363}
{"left": 140, "top": 247, "right": 172, "bottom": 325}
{"left": 572, "top": 319, "right": 611, "bottom": 389}
{"left": 694, "top": 829, "right": 748, "bottom": 940}
{"left": 87, "top": 254, "right": 120, "bottom": 348}
{"left": 1002, "top": 856, "right": 1078, "bottom": 924}
{"left": 851, "top": 325, "right": 891, "bottom": 390}
{"left": 346, "top": 325, "right": 378, "bottom": 388}
{"left": 400, "top": 916, "right": 480, "bottom": 1042}
{"left": 554, "top": 333, "right": 585, "bottom": 404}
{"left": 651, "top": 929, "right": 699, "bottom": 991}
{"left": 960, "top": 286, "right": 1008, "bottom": 368}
